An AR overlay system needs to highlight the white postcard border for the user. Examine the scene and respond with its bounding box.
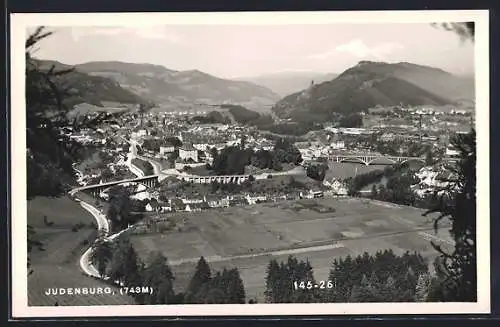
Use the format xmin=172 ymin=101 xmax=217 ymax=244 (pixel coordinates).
xmin=10 ymin=10 xmax=490 ymax=318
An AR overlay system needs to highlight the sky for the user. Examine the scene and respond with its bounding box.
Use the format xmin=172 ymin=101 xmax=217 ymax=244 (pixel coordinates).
xmin=29 ymin=23 xmax=474 ymax=79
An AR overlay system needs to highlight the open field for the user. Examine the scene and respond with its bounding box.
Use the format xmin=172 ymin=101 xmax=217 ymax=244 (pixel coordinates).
xmin=27 ymin=196 xmax=135 ymax=306
xmin=130 ymin=197 xmax=453 ymax=301
xmin=27 ymin=196 xmax=94 ymax=228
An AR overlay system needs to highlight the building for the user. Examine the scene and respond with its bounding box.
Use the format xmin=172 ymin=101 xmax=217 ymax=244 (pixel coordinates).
xmin=159 ymin=144 xmax=175 ymax=156
xmin=446 ymin=147 xmax=460 ymax=157
xmin=179 ymin=142 xmax=199 ymax=162
xmin=245 ymin=194 xmax=268 ymax=205
xmin=331 ymin=140 xmax=345 ymax=150
xmin=323 ymin=178 xmax=348 ymax=195
xmin=145 ymin=199 xmax=161 ymax=212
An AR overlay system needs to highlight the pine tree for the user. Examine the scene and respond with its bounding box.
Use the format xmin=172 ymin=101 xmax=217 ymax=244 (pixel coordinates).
xmin=415 ymin=273 xmax=432 ymax=302
xmin=108 ymin=236 xmax=142 ymax=287
xmin=424 ymin=130 xmax=476 ymax=301
xmin=349 ymin=274 xmax=378 ymax=302
xmin=225 ymin=268 xmax=246 ymax=304
xmin=204 ymin=287 xmax=227 ymax=304
xmin=378 ymin=276 xmax=399 ymax=302
xmin=264 ymin=259 xmax=280 ymax=303
xmin=25 ymin=27 xmax=110 ymax=199
xmin=142 ymin=251 xmax=175 ymax=305
xmin=425 ymin=22 xmax=476 ymax=302
xmin=291 ymin=259 xmax=318 ymax=303
xmin=185 ymin=256 xmax=212 ymax=303
xmin=265 ymin=256 xmax=317 ymax=303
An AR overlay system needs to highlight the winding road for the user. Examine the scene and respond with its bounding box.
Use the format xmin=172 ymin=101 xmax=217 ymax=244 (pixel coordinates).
xmin=75 ymin=137 xmax=160 ymax=279
xmin=76 ymin=195 xmax=136 ymax=279
xmin=77 ymin=200 xmax=109 ymax=278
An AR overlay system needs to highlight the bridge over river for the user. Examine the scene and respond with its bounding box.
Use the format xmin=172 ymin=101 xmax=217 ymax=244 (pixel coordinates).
xmin=328 ymin=154 xmax=426 ymax=166
xmin=70 ymin=151 xmax=455 ymax=197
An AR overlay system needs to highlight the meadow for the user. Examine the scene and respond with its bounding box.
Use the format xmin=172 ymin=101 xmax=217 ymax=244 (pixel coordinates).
xmin=130 ymin=197 xmax=453 ymax=301
xmin=27 ymin=196 xmax=135 ymax=306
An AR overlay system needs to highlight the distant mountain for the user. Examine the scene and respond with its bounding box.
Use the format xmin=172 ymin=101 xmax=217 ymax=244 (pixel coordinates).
xmin=272 ymin=61 xmax=474 ymax=122
xmin=34 ymin=59 xmax=149 ymax=110
xmin=238 ymin=71 xmax=339 ymax=97
xmin=74 ymin=61 xmax=281 ymax=112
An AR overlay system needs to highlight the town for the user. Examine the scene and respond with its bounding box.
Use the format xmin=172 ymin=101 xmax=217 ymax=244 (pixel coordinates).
xmin=69 ymin=104 xmax=471 ymax=214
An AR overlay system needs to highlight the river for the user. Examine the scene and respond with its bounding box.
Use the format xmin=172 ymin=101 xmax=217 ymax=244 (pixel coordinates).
xmin=325 ymin=161 xmax=424 ymax=181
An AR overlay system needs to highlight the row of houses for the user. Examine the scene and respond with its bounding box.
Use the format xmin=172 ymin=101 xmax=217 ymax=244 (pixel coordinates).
xmin=144 ymin=189 xmax=329 ymax=213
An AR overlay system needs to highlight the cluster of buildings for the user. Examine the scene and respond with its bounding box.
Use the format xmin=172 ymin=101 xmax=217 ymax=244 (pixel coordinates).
xmin=142 ymin=188 xmax=346 ymax=214
xmin=67 ymin=106 xmax=468 ymax=212
xmin=411 ymin=165 xmax=458 ymax=197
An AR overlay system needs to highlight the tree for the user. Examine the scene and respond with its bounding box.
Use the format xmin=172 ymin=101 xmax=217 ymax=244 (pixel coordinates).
xmin=306 ymin=163 xmax=328 ymax=182
xmin=26 ymin=27 xmax=118 ymax=199
xmin=348 ymin=274 xmax=378 ymax=302
xmin=100 ymin=167 xmax=114 ymax=182
xmin=26 ymin=27 xmax=79 ymax=198
xmin=138 ymin=103 xmax=153 ymax=127
xmin=264 ymin=256 xmax=318 ymax=303
xmin=377 ymin=276 xmax=404 ymax=302
xmin=415 ymin=273 xmax=432 ymax=302
xmin=273 ymin=138 xmax=303 ymax=165
xmin=204 ymin=287 xmax=227 ymax=304
xmin=424 ymin=130 xmax=476 ymax=301
xmin=423 ymin=22 xmax=476 ymax=302
xmin=108 ymin=236 xmax=143 ymax=288
xmin=425 ymin=150 xmax=434 ymax=166
xmin=142 ymin=251 xmax=175 ymax=305
xmin=90 ymin=238 xmax=114 ymax=278
xmin=209 ymin=147 xmax=218 ymax=159
xmin=370 ymin=184 xmax=378 ymax=198
xmin=339 ymin=113 xmax=363 ymax=128
xmin=432 ymin=22 xmax=474 ymax=42
xmin=107 ymin=185 xmax=135 ymax=231
xmin=264 ymin=259 xmax=280 ymax=303
xmin=165 ymin=136 xmax=183 ymax=148
xmin=326 ymin=250 xmax=428 ymax=303
xmin=223 ymin=268 xmax=246 ymax=304
xmin=185 ymin=256 xmax=212 ymax=303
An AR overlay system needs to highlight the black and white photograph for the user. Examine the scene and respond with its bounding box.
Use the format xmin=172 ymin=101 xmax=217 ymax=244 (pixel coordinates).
xmin=10 ymin=10 xmax=490 ymax=317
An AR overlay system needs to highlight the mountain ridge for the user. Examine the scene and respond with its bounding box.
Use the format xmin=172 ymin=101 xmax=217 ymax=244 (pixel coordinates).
xmin=74 ymin=61 xmax=281 ymax=112
xmin=272 ymin=61 xmax=474 ymax=122
xmin=33 ymin=59 xmax=150 ymax=110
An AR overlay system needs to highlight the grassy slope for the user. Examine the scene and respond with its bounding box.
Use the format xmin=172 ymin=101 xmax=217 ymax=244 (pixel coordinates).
xmin=27 ymin=196 xmax=135 ymax=306
xmin=35 ymin=59 xmax=149 ymax=109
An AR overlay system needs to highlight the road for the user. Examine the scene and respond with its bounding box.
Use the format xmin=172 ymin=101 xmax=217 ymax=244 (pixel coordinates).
xmin=76 ymin=195 xmax=136 ymax=280
xmin=77 ymin=200 xmax=110 ymax=278
xmin=168 ymin=242 xmax=345 ymax=266
xmin=123 ymin=140 xmax=145 ymax=178
xmin=137 ymin=155 xmax=163 ymax=176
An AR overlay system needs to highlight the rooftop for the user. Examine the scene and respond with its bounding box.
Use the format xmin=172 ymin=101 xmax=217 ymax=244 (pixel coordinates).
xmin=180 ymin=142 xmax=196 ymax=151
